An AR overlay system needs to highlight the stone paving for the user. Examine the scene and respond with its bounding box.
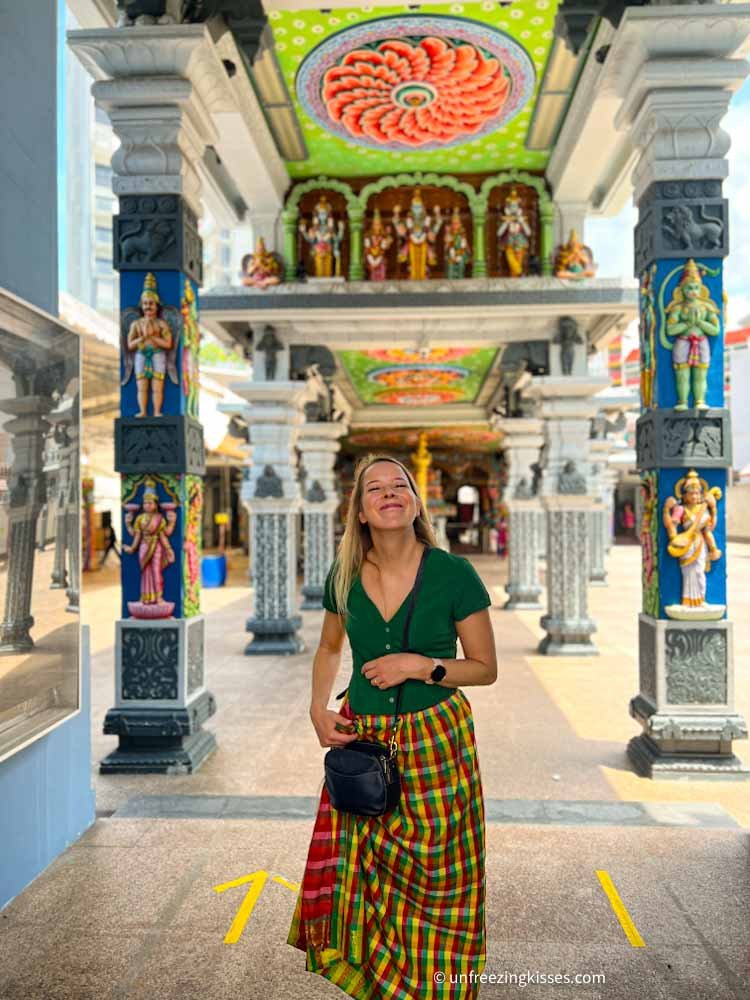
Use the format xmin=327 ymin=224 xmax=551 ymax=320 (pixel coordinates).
xmin=0 ymin=545 xmax=749 ymax=1000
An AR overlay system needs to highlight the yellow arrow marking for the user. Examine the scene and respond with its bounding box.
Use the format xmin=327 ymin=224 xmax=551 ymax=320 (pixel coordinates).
xmin=214 ymin=870 xmax=270 ymax=944
xmin=596 ymin=870 xmax=646 ymax=948
xmin=213 ymin=871 xmax=301 ymax=944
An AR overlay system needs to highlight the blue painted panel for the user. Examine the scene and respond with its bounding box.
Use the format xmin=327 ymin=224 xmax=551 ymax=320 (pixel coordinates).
xmin=121 ymin=474 xmax=185 ymax=619
xmin=652 ymin=258 xmax=724 ymax=410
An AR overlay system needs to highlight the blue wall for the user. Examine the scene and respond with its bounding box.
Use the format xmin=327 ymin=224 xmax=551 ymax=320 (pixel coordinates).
xmin=0 ymin=0 xmax=94 ymax=911
xmin=0 ymin=628 xmax=95 ymax=910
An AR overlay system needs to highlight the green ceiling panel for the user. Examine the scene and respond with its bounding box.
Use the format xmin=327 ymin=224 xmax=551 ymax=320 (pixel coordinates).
xmin=269 ymin=0 xmax=559 ymax=178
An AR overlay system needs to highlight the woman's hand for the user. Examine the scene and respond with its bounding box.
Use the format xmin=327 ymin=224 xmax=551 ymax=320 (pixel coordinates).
xmin=361 ymin=653 xmax=430 ymax=690
xmin=310 ymin=704 xmax=359 ymax=748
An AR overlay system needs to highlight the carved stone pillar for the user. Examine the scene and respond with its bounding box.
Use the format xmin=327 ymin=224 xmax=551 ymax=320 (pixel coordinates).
xmin=614 ymin=23 xmax=750 ymax=775
xmin=231 ymin=363 xmax=306 ymax=654
xmin=48 ymin=415 xmax=70 ymax=591
xmin=588 ymin=503 xmax=608 ymax=587
xmin=496 ymin=417 xmax=544 ymax=610
xmin=525 ymin=373 xmax=607 ymax=652
xmin=539 ymin=494 xmax=598 ymax=656
xmin=297 ymin=422 xmax=345 ymax=611
xmin=0 ymin=397 xmax=52 ymax=653
xmin=65 ymin=408 xmax=80 ymax=613
xmin=71 ymin=23 xmax=221 ymax=773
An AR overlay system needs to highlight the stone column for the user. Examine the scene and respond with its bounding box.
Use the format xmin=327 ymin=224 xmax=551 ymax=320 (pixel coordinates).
xmin=539 ymin=492 xmax=598 ymax=655
xmin=48 ymin=413 xmax=70 ymax=590
xmin=71 ymin=23 xmax=223 ymax=773
xmin=496 ymin=417 xmax=544 ymax=610
xmin=65 ymin=404 xmax=80 ymax=613
xmin=0 ymin=397 xmax=52 ymax=653
xmin=298 ymin=422 xmax=345 ymax=610
xmin=526 ymin=369 xmax=608 ymax=654
xmin=588 ymin=436 xmax=611 ymax=587
xmin=230 ymin=346 xmax=306 ymax=653
xmin=616 ymin=24 xmax=750 ymax=776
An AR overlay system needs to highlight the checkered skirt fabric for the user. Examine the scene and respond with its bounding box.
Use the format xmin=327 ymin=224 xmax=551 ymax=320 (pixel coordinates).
xmin=287 ymin=688 xmax=486 ymax=999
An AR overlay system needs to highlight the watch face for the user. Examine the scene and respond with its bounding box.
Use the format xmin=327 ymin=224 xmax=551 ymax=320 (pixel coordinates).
xmin=431 ymin=663 xmax=447 ymax=682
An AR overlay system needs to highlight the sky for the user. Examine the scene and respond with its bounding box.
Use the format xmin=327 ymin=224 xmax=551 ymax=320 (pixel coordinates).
xmin=587 ymin=61 xmax=750 ymax=332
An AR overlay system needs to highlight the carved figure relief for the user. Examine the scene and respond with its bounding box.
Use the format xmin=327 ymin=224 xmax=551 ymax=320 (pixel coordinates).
xmin=640 ymin=471 xmax=659 ymax=618
xmin=121 ymin=273 xmax=180 ymax=417
xmin=554 ymin=316 xmax=584 ymax=376
xmin=299 ymin=196 xmax=345 ymax=278
xmin=256 ymin=327 xmax=283 ymax=381
xmin=393 ymin=189 xmax=443 ymax=280
xmin=181 ymin=279 xmax=200 ymax=419
xmin=639 ymin=264 xmax=656 ymax=409
xmin=122 ymin=475 xmax=179 ymax=619
xmin=662 ymin=469 xmax=724 ymax=621
xmin=443 ymin=207 xmax=471 ymax=279
xmin=558 ymin=460 xmax=587 ymax=495
xmin=659 ymin=259 xmax=721 ymax=411
xmin=554 ymin=230 xmax=597 ymax=280
xmin=662 ymin=205 xmax=725 ymax=252
xmin=183 ymin=476 xmax=202 ymax=618
xmin=364 ymin=208 xmax=393 ymax=282
xmin=241 ymin=237 xmax=283 ymax=288
xmin=255 ymin=465 xmax=284 ymax=499
xmin=496 ymin=187 xmax=531 ymax=277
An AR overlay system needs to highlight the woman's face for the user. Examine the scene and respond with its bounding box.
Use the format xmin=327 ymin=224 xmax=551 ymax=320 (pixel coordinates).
xmin=143 ymin=496 xmax=157 ymax=513
xmin=358 ymin=460 xmax=421 ymax=532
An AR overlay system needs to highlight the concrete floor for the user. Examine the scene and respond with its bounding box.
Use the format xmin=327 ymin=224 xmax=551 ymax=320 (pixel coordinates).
xmin=1 ymin=545 xmax=749 ymax=1000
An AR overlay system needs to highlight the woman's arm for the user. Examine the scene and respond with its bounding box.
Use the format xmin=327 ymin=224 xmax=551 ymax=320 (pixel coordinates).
xmin=309 ymin=611 xmax=359 ymax=748
xmin=361 ymin=608 xmax=497 ymax=690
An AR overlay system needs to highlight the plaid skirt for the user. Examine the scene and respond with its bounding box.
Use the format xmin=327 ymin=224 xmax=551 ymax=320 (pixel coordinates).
xmin=287 ymin=687 xmax=486 ymax=999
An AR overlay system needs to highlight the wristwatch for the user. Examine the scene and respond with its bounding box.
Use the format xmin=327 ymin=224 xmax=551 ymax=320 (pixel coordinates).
xmin=425 ymin=657 xmax=446 ymax=685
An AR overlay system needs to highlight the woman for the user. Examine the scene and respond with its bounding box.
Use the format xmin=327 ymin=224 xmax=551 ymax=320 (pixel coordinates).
xmin=287 ymin=455 xmax=497 ymax=998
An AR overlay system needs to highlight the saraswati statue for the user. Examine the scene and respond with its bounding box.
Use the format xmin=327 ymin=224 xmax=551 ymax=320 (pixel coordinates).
xmin=662 ymin=469 xmax=724 ymax=620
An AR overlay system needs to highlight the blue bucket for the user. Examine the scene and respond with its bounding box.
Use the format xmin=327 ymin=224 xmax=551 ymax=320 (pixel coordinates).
xmin=201 ymin=554 xmax=227 ymax=588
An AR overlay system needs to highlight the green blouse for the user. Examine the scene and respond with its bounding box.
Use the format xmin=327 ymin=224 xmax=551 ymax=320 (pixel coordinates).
xmin=323 ymin=546 xmax=491 ymax=714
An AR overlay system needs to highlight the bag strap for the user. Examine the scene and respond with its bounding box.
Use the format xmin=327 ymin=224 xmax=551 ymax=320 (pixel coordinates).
xmin=388 ymin=545 xmax=430 ymax=748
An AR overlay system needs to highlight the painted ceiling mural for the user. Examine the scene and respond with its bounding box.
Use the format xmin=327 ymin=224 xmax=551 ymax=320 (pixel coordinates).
xmin=269 ymin=0 xmax=559 ymax=177
xmin=345 ymin=424 xmax=503 ymax=453
xmin=338 ymin=346 xmax=498 ymax=406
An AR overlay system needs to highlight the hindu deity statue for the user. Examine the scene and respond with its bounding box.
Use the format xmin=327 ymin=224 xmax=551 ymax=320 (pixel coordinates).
xmin=443 ymin=207 xmax=471 ymax=280
xmin=662 ymin=469 xmax=724 ymax=620
xmin=393 ymin=189 xmax=442 ymax=281
xmin=298 ymin=195 xmax=345 ymax=278
xmin=183 ymin=478 xmax=202 ymax=613
xmin=554 ymin=230 xmax=597 ymax=280
xmin=181 ymin=278 xmax=200 ymax=419
xmin=661 ymin=258 xmax=720 ymax=410
xmin=496 ymin=187 xmax=531 ymax=277
xmin=122 ymin=272 xmax=180 ymax=417
xmin=241 ymin=237 xmax=282 ymax=288
xmin=364 ymin=208 xmax=393 ymax=282
xmin=123 ymin=478 xmax=178 ymax=619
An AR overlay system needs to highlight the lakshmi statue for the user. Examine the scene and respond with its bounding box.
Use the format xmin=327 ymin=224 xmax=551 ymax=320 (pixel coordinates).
xmin=298 ymin=195 xmax=345 ymax=278
xmin=241 ymin=237 xmax=282 ymax=288
xmin=662 ymin=469 xmax=724 ymax=620
xmin=122 ymin=272 xmax=180 ymax=418
xmin=497 ymin=187 xmax=531 ymax=277
xmin=364 ymin=208 xmax=393 ymax=282
xmin=393 ymin=189 xmax=442 ymax=281
xmin=554 ymin=230 xmax=597 ymax=280
xmin=123 ymin=478 xmax=178 ymax=619
xmin=661 ymin=258 xmax=721 ymax=410
xmin=444 ymin=207 xmax=471 ymax=279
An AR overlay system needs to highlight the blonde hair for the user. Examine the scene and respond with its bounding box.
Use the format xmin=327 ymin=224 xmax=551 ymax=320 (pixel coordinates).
xmin=331 ymin=453 xmax=437 ymax=617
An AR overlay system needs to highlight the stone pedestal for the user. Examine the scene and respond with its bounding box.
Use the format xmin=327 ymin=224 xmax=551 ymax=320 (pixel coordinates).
xmin=629 ymin=616 xmax=748 ymax=778
xmin=538 ymin=495 xmax=598 ymax=656
xmin=297 ymin=422 xmax=345 ymax=611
